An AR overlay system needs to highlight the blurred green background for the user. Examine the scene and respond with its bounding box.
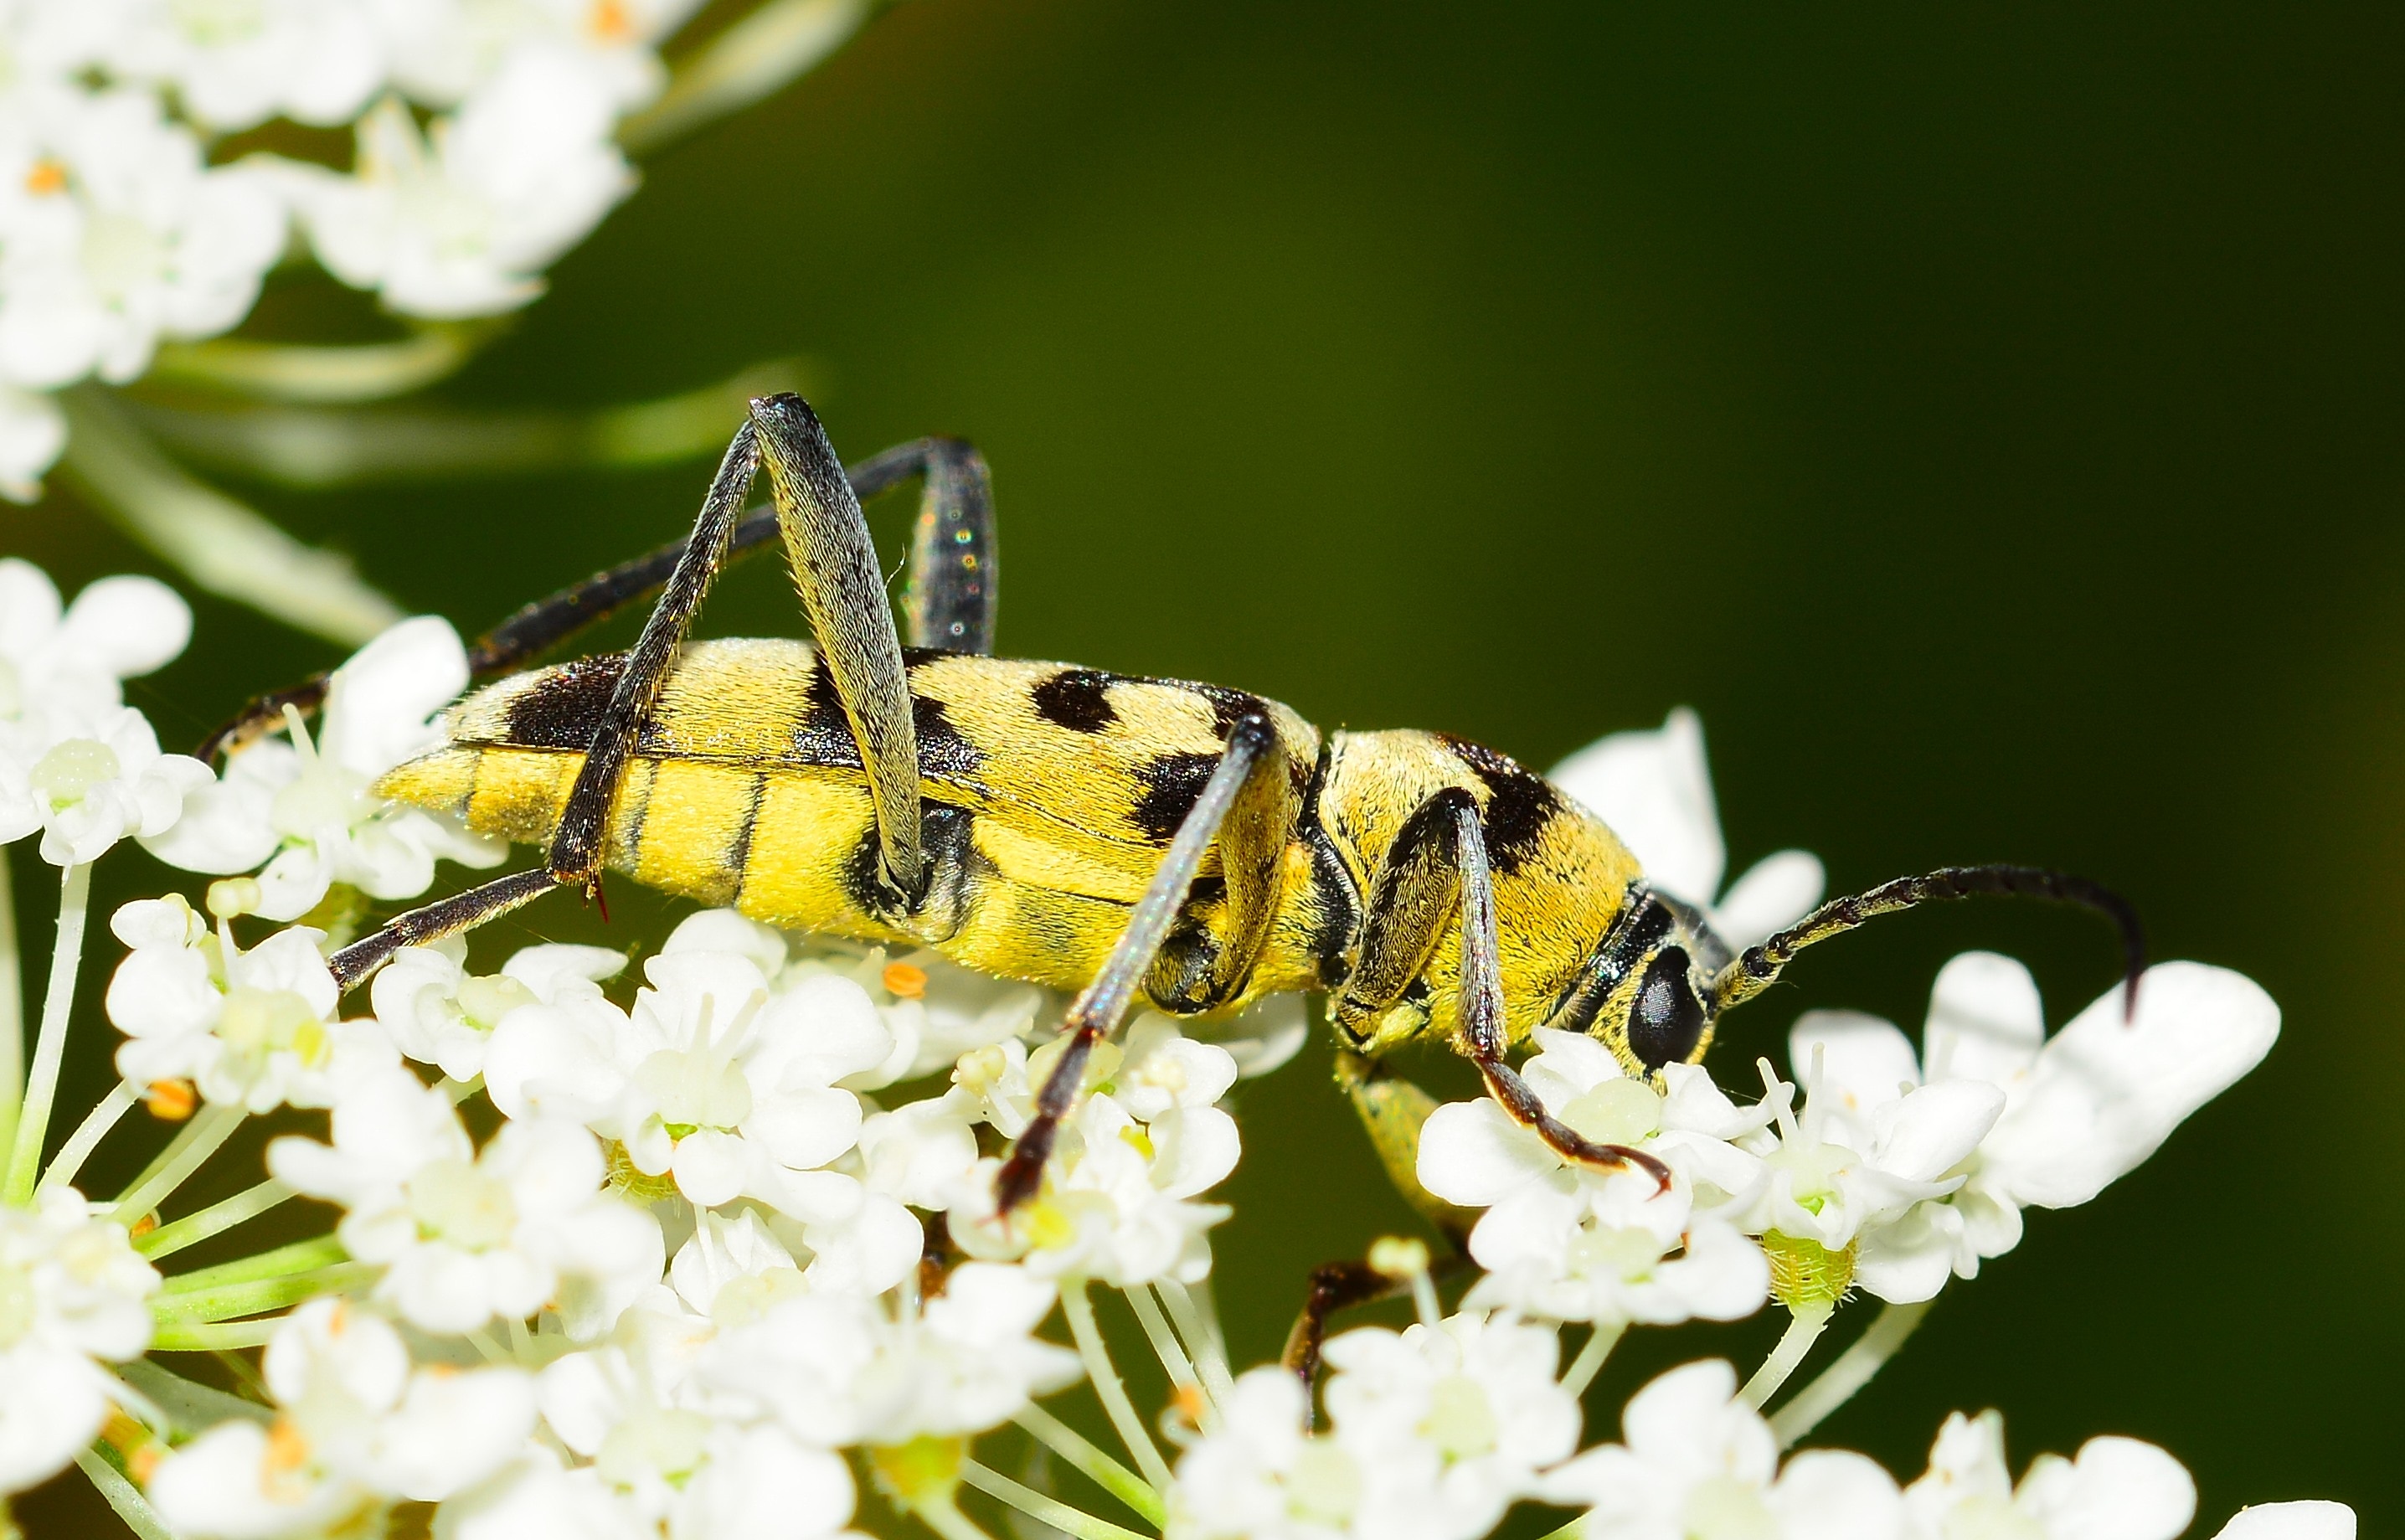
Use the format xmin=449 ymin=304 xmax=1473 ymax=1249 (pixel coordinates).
xmin=8 ymin=1 xmax=2401 ymax=1532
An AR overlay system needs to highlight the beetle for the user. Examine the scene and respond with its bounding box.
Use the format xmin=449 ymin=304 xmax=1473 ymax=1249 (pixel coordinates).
xmin=209 ymin=394 xmax=2141 ymax=1373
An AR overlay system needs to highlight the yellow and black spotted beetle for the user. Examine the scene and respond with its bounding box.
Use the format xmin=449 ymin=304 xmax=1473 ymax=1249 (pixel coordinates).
xmin=207 ymin=395 xmax=2142 ymax=1372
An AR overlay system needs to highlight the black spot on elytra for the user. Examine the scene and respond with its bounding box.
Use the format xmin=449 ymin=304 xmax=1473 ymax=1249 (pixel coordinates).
xmin=1029 ymin=669 xmax=1118 ymax=734
xmin=502 ymin=654 xmax=626 ymax=749
xmin=911 ymin=694 xmax=983 ymax=777
xmin=786 ymin=653 xmax=981 ymax=779
xmin=1195 ymin=684 xmax=1269 ymax=740
xmin=1438 ymin=735 xmax=1562 ymax=878
xmin=1130 ymin=751 xmax=1221 ymax=843
xmin=790 ymin=655 xmax=859 ymax=767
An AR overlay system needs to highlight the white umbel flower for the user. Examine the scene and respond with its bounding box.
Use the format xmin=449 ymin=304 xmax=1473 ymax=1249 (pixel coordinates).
xmin=0 ymin=702 xmax=209 ymax=865
xmin=484 ymin=945 xmax=898 ymax=1236
xmin=372 ymin=936 xmax=626 ymax=1083
xmin=289 ymin=50 xmax=634 ymax=318
xmin=1542 ymin=1359 xmax=1904 ymax=1540
xmin=697 ymin=1260 xmax=1079 ymax=1448
xmin=147 ymin=615 xmax=507 ymax=919
xmin=147 ymin=1299 xmax=536 ymax=1537
xmin=1167 ymin=1367 xmax=1370 ymax=1540
xmin=0 ymin=1187 xmax=160 ymax=1496
xmin=1320 ymin=1312 xmax=1583 ymax=1540
xmin=370 ymin=0 xmax=706 ymax=111
xmin=104 ymin=0 xmax=387 ymax=131
xmin=1417 ymin=1028 xmax=1769 ymax=1329
xmin=0 ymin=87 xmax=283 ymax=389
xmin=1550 ymin=708 xmax=1824 ymax=950
xmin=1784 ymin=952 xmax=2279 ymax=1302
xmin=269 ymin=1067 xmax=662 ymax=1336
xmin=1903 ymin=1410 xmax=2195 ymax=1540
xmin=1730 ymin=1046 xmax=2000 ymax=1294
xmin=105 ymin=898 xmax=393 ymax=1112
xmin=945 ymin=1026 xmax=1242 ymax=1287
xmin=0 ymin=559 xmax=189 ymax=749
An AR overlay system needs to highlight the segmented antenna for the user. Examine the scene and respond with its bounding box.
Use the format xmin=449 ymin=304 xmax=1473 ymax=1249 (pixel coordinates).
xmin=1711 ymin=863 xmax=2145 ymax=1022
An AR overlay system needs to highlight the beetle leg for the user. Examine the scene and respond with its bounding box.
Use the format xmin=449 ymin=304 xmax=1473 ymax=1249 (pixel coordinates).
xmin=1338 ymin=789 xmax=1671 ymax=1191
xmin=1270 ymin=1050 xmax=1481 ymax=1398
xmin=327 ymin=416 xmax=771 ymax=988
xmin=198 ymin=433 xmax=996 ymax=761
xmin=994 ymin=713 xmax=1290 ymax=1213
xmin=1331 ymin=1048 xmax=1478 ymax=1239
xmin=1278 ymin=1246 xmax=1478 ymax=1404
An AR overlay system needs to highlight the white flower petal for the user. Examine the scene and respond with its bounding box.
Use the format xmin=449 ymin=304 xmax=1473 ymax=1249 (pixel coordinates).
xmin=1923 ymin=950 xmax=2046 ymax=1088
xmin=1549 ymin=707 xmax=1725 ymax=904
xmin=2213 ymin=1501 xmax=2358 ymax=1540
xmin=1981 ymin=962 xmax=2278 ymax=1209
xmin=1710 ymin=848 xmax=1825 ymax=950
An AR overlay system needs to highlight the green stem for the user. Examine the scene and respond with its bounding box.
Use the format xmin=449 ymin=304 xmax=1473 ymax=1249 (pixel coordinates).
xmin=1559 ymin=1321 xmax=1625 ymax=1398
xmin=136 ymin=1178 xmax=294 ymax=1259
xmin=145 ymin=326 xmax=487 ymax=404
xmin=116 ymin=1359 xmax=272 ymax=1434
xmin=58 ymin=386 xmax=400 ymax=645
xmin=960 ymin=1459 xmax=1153 ymax=1540
xmin=1740 ymin=1301 xmax=1836 ymax=1409
xmin=621 ymin=0 xmax=877 ymax=154
xmin=38 ymin=1081 xmax=139 ymax=1195
xmin=1124 ymin=1285 xmax=1204 ymax=1414
xmin=1062 ymin=1282 xmax=1175 ymax=1494
xmin=153 ymin=1262 xmax=373 ymax=1325
xmin=0 ymin=849 xmax=22 ymax=1163
xmin=114 ymin=1104 xmax=245 ymax=1222
xmin=162 ymin=1235 xmax=346 ymax=1295
xmin=1153 ymin=1280 xmax=1235 ymax=1409
xmin=3 ymin=862 xmax=90 ymax=1204
xmin=73 ymin=1449 xmax=173 ymax=1540
xmin=1012 ymin=1404 xmax=1165 ymax=1526
xmin=1768 ymin=1299 xmax=1935 ymax=1448
xmin=914 ymin=1499 xmax=997 ymax=1540
xmin=131 ymin=359 xmax=810 ymax=488
xmin=149 ymin=1316 xmax=286 ymax=1352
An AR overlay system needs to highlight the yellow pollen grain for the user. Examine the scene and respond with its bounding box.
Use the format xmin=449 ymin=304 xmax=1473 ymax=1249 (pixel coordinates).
xmin=882 ymin=961 xmax=929 ymax=999
xmin=145 ymin=1079 xmax=198 ymax=1121
xmin=587 ymin=0 xmax=634 ymax=41
xmin=1169 ymin=1383 xmax=1208 ymax=1429
xmin=265 ymin=1417 xmax=310 ymax=1475
xmin=23 ymin=158 xmax=64 ymax=195
xmin=127 ymin=1212 xmax=157 ymax=1242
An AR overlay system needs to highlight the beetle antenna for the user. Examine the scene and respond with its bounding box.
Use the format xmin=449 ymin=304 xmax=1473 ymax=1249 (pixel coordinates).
xmin=1711 ymin=863 xmax=2146 ymax=1022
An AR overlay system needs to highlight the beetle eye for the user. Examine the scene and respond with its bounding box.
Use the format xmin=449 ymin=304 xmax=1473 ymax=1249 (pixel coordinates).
xmin=1628 ymin=946 xmax=1706 ymax=1070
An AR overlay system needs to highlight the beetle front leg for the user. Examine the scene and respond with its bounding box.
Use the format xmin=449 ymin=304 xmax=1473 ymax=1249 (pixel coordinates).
xmin=1336 ymin=788 xmax=1670 ymax=1187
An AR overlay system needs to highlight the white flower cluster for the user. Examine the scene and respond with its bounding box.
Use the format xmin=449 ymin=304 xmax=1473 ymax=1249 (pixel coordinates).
xmin=1170 ymin=1312 xmax=1581 ymax=1540
xmin=0 ymin=0 xmax=708 ymax=498
xmin=1418 ymin=711 xmax=2281 ymax=1322
xmin=0 ymin=577 xmax=2357 ymax=1540
xmin=0 ymin=1190 xmax=160 ymax=1496
xmin=1168 ymin=1317 xmax=2339 ymax=1540
xmin=134 ymin=914 xmax=1274 ymax=1538
xmin=0 ymin=558 xmax=207 ymax=866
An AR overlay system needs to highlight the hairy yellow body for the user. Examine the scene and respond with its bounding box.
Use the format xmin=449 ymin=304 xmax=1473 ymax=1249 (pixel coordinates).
xmin=378 ymin=636 xmax=1651 ymax=1055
